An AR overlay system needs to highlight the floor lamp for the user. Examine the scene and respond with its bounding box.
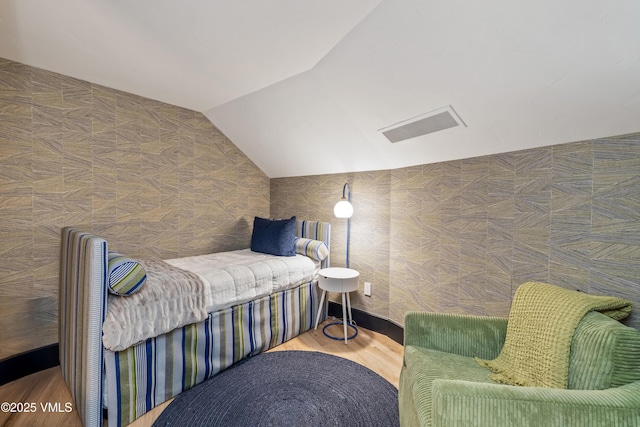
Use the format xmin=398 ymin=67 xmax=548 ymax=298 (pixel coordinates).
xmin=333 ymin=183 xmax=353 ymax=268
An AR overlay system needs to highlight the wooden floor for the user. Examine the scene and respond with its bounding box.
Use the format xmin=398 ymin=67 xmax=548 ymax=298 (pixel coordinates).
xmin=0 ymin=321 xmax=403 ymax=427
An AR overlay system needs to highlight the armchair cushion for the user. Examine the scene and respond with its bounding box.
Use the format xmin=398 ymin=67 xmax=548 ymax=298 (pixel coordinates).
xmin=401 ymin=346 xmax=495 ymax=426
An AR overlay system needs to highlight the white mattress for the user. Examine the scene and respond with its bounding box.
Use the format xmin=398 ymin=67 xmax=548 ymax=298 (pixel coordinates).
xmin=102 ymin=249 xmax=319 ymax=351
xmin=165 ymin=249 xmax=320 ymax=311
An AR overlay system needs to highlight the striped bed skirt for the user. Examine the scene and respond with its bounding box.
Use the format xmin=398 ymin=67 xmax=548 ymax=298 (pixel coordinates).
xmin=104 ymin=280 xmax=323 ymax=427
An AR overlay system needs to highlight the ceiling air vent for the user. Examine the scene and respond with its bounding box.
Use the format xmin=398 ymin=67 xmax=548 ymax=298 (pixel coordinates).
xmin=378 ymin=105 xmax=466 ymax=143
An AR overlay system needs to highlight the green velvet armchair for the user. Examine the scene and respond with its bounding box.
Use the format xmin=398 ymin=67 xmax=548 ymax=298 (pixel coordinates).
xmin=399 ymin=311 xmax=640 ymax=426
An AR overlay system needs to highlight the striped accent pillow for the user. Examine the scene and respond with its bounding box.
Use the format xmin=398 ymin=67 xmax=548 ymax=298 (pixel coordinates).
xmin=107 ymin=251 xmax=147 ymax=296
xmin=294 ymin=238 xmax=329 ymax=262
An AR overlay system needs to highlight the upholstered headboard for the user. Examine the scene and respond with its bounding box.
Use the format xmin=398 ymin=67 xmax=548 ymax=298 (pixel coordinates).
xmin=59 ymin=227 xmax=107 ymax=427
xmin=296 ymin=220 xmax=331 ymax=268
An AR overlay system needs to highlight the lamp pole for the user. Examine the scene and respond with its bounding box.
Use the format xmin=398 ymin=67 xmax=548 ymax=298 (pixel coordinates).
xmin=343 ymin=183 xmax=351 ymax=268
xmin=334 ymin=182 xmax=353 ymax=268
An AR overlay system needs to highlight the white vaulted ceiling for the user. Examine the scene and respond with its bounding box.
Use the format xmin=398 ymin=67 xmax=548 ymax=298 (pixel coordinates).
xmin=2 ymin=0 xmax=639 ymax=178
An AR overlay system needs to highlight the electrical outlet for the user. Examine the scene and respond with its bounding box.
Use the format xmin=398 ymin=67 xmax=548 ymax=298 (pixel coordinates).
xmin=364 ymin=282 xmax=372 ymax=296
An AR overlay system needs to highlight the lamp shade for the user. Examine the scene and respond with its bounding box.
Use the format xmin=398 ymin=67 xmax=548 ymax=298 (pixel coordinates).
xmin=334 ymin=199 xmax=353 ymax=218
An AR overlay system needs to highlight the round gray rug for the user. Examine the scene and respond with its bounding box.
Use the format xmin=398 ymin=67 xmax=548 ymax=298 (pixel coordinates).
xmin=153 ymin=350 xmax=399 ymax=426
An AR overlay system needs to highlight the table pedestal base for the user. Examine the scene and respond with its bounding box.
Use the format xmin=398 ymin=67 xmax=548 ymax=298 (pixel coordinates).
xmin=322 ymin=321 xmax=358 ymax=342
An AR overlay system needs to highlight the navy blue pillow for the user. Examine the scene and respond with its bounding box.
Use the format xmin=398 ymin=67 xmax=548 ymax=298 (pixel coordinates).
xmin=251 ymin=216 xmax=297 ymax=256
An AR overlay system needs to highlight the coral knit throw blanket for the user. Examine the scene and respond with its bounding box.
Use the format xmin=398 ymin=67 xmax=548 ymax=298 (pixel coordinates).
xmin=477 ymin=282 xmax=632 ymax=389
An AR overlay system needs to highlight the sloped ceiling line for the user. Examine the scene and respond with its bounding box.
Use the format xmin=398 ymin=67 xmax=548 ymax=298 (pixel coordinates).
xmin=1 ymin=0 xmax=639 ymax=178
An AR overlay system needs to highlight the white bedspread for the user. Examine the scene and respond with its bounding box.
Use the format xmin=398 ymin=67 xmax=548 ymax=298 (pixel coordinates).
xmin=103 ymin=249 xmax=319 ymax=351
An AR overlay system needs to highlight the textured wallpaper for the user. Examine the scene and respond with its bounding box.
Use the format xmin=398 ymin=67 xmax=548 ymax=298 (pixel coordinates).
xmin=272 ymin=134 xmax=640 ymax=330
xmin=0 ymin=58 xmax=269 ymax=359
xmin=2 ymin=55 xmax=639 ymax=360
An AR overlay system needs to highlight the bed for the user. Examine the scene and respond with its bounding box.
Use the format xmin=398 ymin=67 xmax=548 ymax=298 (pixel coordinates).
xmin=59 ymin=219 xmax=331 ymax=427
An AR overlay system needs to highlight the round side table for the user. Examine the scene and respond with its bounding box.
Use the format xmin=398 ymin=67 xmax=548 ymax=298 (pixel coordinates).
xmin=314 ymin=267 xmax=359 ymax=344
